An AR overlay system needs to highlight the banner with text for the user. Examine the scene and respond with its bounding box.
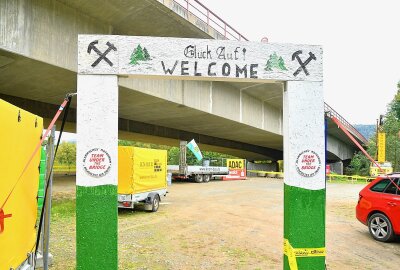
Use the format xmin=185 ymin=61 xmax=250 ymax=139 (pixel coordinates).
xmin=223 ymin=159 xmax=246 ymax=180
xmin=78 ymin=35 xmax=323 ymax=82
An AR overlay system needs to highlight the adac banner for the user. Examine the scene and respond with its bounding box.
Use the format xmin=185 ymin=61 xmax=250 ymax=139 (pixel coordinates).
xmin=223 ymin=159 xmax=247 ymax=180
xmin=186 ymin=139 xmax=203 ymax=161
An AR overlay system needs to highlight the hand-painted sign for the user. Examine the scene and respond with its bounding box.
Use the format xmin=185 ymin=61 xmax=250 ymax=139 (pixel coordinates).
xmin=223 ymin=159 xmax=246 ymax=180
xmin=295 ymin=150 xmax=321 ymax=178
xmin=0 ymin=208 xmax=12 ymax=233
xmin=78 ymin=35 xmax=323 ymax=82
xmin=87 ymin=40 xmax=117 ymax=67
xmin=292 ymin=50 xmax=317 ymax=77
xmin=83 ymin=148 xmax=112 ymax=177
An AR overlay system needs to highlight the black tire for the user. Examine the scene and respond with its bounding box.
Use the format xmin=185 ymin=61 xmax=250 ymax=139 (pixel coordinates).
xmin=151 ymin=195 xmax=160 ymax=212
xmin=203 ymin=174 xmax=211 ymax=183
xmin=368 ymin=213 xmax=395 ymax=242
xmin=194 ymin=174 xmax=203 ymax=183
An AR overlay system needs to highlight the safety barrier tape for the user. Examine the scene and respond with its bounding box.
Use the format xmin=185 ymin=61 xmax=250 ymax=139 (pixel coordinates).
xmin=326 ymin=174 xmax=375 ymax=183
xmin=284 ymin=239 xmax=326 ymax=270
xmin=247 ymin=170 xmax=284 ymax=176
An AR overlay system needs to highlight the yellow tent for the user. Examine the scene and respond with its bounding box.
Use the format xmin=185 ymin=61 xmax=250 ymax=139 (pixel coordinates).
xmin=118 ymin=146 xmax=167 ymax=194
xmin=0 ymin=99 xmax=43 ymax=269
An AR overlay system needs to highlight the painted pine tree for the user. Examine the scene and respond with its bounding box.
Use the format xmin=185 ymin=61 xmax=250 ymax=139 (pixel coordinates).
xmin=143 ymin=47 xmax=150 ymax=60
xmin=130 ymin=44 xmax=151 ymax=65
xmin=265 ymin=52 xmax=287 ymax=71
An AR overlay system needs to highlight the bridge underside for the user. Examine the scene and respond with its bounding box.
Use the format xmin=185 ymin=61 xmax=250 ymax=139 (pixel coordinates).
xmin=0 ymin=0 xmax=361 ymax=162
xmin=0 ymin=47 xmax=359 ymax=162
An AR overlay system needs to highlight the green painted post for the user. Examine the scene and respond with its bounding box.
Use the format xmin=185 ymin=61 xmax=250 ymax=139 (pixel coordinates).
xmin=76 ymin=75 xmax=119 ymax=270
xmin=283 ymin=81 xmax=326 ymax=270
xmin=37 ymin=146 xmax=47 ymax=210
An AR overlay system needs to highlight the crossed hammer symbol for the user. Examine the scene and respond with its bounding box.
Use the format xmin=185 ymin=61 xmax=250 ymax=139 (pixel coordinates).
xmin=292 ymin=50 xmax=317 ymax=76
xmin=0 ymin=208 xmax=12 ymax=234
xmin=87 ymin=40 xmax=117 ymax=67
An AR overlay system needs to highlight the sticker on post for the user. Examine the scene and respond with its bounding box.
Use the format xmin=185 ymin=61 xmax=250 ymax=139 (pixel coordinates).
xmin=83 ymin=148 xmax=112 ymax=177
xmin=295 ymin=150 xmax=321 ymax=178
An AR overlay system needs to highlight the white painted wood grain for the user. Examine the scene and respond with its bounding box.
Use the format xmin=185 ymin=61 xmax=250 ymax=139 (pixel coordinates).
xmin=76 ymin=75 xmax=118 ymax=187
xmin=78 ymin=35 xmax=322 ymax=82
xmin=283 ymin=81 xmax=325 ymax=190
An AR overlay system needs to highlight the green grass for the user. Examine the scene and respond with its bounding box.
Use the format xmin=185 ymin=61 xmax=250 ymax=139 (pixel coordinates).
xmin=51 ymin=198 xmax=76 ymax=220
xmin=327 ymin=179 xmax=370 ymax=185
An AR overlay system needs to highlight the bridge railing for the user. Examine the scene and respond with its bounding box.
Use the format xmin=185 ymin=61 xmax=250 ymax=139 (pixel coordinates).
xmin=159 ymin=0 xmax=248 ymax=41
xmin=325 ymin=103 xmax=368 ymax=145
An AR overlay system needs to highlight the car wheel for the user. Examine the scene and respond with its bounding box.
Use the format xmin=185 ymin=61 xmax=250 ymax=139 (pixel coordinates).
xmin=151 ymin=195 xmax=160 ymax=212
xmin=368 ymin=213 xmax=395 ymax=242
xmin=194 ymin=174 xmax=203 ymax=183
xmin=203 ymin=175 xmax=211 ymax=183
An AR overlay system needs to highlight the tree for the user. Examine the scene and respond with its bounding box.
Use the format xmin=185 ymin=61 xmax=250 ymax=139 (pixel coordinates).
xmin=118 ymin=140 xmax=237 ymax=166
xmin=56 ymin=142 xmax=76 ymax=172
xmin=130 ymin=44 xmax=151 ymax=65
xmin=265 ymin=52 xmax=287 ymax=71
xmin=346 ymin=81 xmax=400 ymax=174
xmin=346 ymin=151 xmax=370 ymax=176
xmin=143 ymin=47 xmax=150 ymax=60
xmin=389 ymin=81 xmax=400 ymax=120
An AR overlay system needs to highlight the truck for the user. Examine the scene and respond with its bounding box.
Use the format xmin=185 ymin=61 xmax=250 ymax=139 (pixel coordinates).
xmin=118 ymin=146 xmax=168 ymax=212
xmin=167 ymin=141 xmax=229 ymax=183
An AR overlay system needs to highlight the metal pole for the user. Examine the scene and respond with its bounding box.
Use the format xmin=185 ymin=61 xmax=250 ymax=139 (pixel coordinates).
xmin=43 ymin=125 xmax=56 ymax=270
xmin=179 ymin=141 xmax=187 ymax=175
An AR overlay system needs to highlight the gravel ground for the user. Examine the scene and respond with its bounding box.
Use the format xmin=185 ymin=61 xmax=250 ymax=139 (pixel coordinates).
xmin=49 ymin=175 xmax=400 ymax=269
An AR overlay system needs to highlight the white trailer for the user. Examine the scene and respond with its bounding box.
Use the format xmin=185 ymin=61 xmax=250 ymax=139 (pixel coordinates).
xmin=167 ymin=141 xmax=229 ymax=183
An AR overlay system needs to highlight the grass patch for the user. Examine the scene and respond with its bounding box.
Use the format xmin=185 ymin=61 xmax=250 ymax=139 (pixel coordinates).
xmin=327 ymin=179 xmax=369 ymax=185
xmin=51 ymin=198 xmax=76 ymax=220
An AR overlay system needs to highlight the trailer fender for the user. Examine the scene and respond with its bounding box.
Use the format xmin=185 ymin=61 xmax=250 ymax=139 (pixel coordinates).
xmin=145 ymin=193 xmax=161 ymax=212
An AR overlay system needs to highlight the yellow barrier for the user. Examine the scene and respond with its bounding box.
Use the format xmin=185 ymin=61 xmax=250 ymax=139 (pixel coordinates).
xmin=326 ymin=174 xmax=375 ymax=183
xmin=0 ymin=99 xmax=43 ymax=269
xmin=247 ymin=170 xmax=284 ymax=177
xmin=248 ymin=170 xmax=375 ymax=183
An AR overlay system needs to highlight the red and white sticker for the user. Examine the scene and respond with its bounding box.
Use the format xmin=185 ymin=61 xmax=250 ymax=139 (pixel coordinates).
xmin=295 ymin=150 xmax=321 ymax=178
xmin=83 ymin=148 xmax=111 ymax=177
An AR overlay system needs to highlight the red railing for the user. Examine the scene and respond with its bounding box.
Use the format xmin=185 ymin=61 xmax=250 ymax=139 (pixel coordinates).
xmin=161 ymin=0 xmax=248 ymax=41
xmin=325 ymin=103 xmax=368 ymax=144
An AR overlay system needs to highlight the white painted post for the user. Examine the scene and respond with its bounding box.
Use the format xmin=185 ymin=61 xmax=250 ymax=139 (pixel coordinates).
xmin=283 ymin=81 xmax=325 ymax=270
xmin=76 ymin=75 xmax=119 ymax=270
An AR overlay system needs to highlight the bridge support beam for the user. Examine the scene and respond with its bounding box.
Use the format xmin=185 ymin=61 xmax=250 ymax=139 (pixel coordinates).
xmin=76 ymin=75 xmax=119 ymax=270
xmin=283 ymin=81 xmax=326 ymax=269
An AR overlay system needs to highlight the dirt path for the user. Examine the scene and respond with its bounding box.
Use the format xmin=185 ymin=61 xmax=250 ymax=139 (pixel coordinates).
xmin=50 ymin=176 xmax=400 ymax=269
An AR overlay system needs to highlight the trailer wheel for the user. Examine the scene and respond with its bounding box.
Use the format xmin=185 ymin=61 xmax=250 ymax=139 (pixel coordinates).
xmin=194 ymin=174 xmax=203 ymax=183
xmin=203 ymin=175 xmax=211 ymax=183
xmin=151 ymin=195 xmax=160 ymax=212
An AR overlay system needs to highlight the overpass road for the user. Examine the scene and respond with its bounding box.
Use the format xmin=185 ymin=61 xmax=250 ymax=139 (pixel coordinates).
xmin=0 ymin=0 xmax=366 ymax=163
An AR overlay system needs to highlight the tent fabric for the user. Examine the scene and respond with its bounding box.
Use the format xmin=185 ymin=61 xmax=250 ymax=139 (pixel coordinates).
xmin=118 ymin=146 xmax=167 ymax=195
xmin=0 ymin=99 xmax=43 ymax=269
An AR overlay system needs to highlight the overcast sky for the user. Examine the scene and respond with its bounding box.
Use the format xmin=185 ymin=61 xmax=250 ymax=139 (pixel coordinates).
xmin=200 ymin=0 xmax=400 ymax=124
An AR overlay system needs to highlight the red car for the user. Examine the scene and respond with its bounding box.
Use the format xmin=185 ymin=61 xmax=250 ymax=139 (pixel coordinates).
xmin=356 ymin=175 xmax=400 ymax=242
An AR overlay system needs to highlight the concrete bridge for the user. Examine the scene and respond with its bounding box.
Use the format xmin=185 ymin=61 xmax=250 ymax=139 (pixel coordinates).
xmin=0 ymin=0 xmax=366 ymax=168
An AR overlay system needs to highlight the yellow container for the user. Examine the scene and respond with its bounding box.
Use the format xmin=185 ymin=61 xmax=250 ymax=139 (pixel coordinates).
xmin=118 ymin=146 xmax=167 ymax=194
xmin=0 ymin=99 xmax=43 ymax=269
